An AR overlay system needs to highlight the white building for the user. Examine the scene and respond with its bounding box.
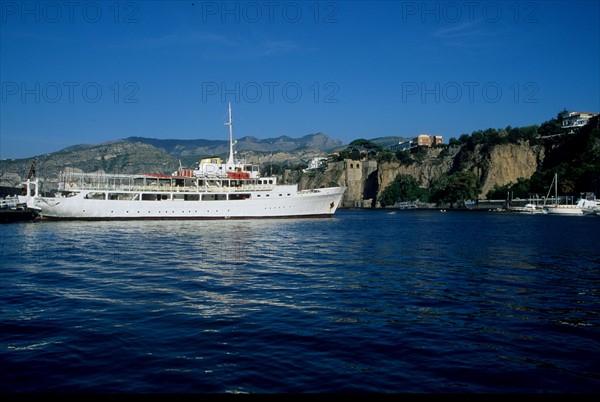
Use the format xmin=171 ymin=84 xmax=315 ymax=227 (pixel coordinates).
xmin=560 ymin=111 xmax=598 ymax=129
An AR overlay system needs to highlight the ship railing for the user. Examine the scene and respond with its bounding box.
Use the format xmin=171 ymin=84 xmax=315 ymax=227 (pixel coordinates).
xmin=0 ymin=197 xmax=19 ymax=209
xmin=60 ymin=182 xmax=277 ymax=193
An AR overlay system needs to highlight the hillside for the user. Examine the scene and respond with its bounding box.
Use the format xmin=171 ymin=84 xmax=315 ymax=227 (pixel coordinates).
xmin=0 ymin=142 xmax=179 ymax=191
xmin=125 ymin=132 xmax=343 ymax=166
xmin=0 ymin=133 xmax=345 ymax=190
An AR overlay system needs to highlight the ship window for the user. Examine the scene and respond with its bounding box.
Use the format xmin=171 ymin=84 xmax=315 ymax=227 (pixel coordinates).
xmin=229 ymin=193 xmax=250 ymax=200
xmin=108 ymin=193 xmax=138 ymax=201
xmin=184 ymin=194 xmax=200 ymax=201
xmin=142 ymin=193 xmax=164 ymax=201
xmin=202 ymin=194 xmax=226 ymax=201
xmin=84 ymin=192 xmax=106 ymax=200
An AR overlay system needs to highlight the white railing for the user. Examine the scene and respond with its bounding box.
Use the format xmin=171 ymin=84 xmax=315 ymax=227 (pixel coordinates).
xmin=0 ymin=197 xmax=19 ymax=209
xmin=58 ymin=171 xmax=277 ymax=193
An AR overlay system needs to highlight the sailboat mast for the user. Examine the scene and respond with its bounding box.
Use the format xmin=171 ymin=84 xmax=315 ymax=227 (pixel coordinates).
xmin=226 ymin=102 xmax=234 ymax=167
xmin=555 ymin=173 xmax=558 ymax=205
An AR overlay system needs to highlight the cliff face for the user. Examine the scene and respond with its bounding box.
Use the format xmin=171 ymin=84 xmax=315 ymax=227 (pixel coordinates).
xmin=377 ymin=141 xmax=544 ymax=202
xmin=377 ymin=147 xmax=458 ymax=205
xmin=300 ymin=141 xmax=545 ymax=207
xmin=478 ymin=142 xmax=544 ymax=197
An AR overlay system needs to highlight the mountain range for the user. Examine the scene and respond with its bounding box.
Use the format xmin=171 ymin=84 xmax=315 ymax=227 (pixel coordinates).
xmin=124 ymin=132 xmax=346 ymax=164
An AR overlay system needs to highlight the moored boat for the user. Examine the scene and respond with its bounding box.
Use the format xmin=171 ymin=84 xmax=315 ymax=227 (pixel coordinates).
xmin=542 ymin=173 xmax=598 ymax=216
xmin=511 ymin=203 xmax=544 ymax=214
xmin=22 ymin=104 xmax=346 ymax=220
xmin=0 ymin=196 xmax=38 ymax=223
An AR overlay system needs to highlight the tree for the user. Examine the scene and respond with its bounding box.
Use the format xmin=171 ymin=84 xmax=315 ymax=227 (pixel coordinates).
xmin=379 ymin=174 xmax=428 ymax=207
xmin=448 ymin=137 xmax=461 ymax=147
xmin=537 ymin=118 xmax=562 ymax=137
xmin=339 ymin=139 xmax=383 ymax=161
xmin=395 ymin=150 xmax=413 ymax=165
xmin=430 ymin=171 xmax=480 ymax=205
xmin=348 ymin=139 xmax=383 ymax=155
xmin=377 ymin=150 xmax=395 ymax=163
xmin=486 ymin=178 xmax=532 ymax=200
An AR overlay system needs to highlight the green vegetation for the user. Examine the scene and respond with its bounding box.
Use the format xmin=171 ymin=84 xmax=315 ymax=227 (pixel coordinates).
xmin=334 ymin=139 xmax=383 ymax=161
xmin=429 ymin=171 xmax=481 ymax=205
xmin=379 ymin=174 xmax=429 ymax=207
xmin=485 ymin=115 xmax=600 ymax=199
xmin=486 ymin=178 xmax=532 ymax=200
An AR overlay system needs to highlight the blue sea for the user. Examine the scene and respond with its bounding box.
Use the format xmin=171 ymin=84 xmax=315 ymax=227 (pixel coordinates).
xmin=1 ymin=209 xmax=599 ymax=393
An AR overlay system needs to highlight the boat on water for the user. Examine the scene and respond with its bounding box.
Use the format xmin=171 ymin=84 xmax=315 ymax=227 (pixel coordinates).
xmin=0 ymin=196 xmax=38 ymax=223
xmin=511 ymin=203 xmax=544 ymax=214
xmin=542 ymin=173 xmax=598 ymax=216
xmin=21 ymin=104 xmax=346 ymax=220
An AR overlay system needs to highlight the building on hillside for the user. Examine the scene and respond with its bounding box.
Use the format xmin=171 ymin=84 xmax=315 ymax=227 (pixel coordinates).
xmin=389 ymin=135 xmax=443 ymax=151
xmin=302 ymin=157 xmax=328 ymax=172
xmin=560 ymin=111 xmax=598 ymax=129
xmin=417 ymin=134 xmax=443 ymax=147
xmin=389 ymin=139 xmax=417 ymax=151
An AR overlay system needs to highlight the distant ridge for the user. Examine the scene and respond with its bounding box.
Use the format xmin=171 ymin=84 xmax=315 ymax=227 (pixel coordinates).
xmin=126 ymin=132 xmax=343 ymax=155
xmin=124 ymin=132 xmax=344 ymax=166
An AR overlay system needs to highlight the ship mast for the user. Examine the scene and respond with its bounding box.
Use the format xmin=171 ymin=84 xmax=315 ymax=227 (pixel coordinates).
xmin=225 ymin=102 xmax=235 ymax=168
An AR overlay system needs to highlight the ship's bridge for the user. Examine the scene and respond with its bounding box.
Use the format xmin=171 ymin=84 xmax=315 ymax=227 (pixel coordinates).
xmin=194 ymin=157 xmax=260 ymax=179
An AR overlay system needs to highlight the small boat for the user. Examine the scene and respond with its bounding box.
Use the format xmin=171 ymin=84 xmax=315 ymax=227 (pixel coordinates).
xmin=512 ymin=203 xmax=544 ymax=214
xmin=578 ymin=199 xmax=600 ymax=216
xmin=0 ymin=196 xmax=38 ymax=223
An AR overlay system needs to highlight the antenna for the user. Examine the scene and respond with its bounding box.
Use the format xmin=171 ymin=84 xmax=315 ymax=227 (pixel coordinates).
xmin=225 ymin=102 xmax=234 ymax=167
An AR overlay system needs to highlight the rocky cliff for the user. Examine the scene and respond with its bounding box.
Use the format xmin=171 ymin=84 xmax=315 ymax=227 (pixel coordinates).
xmin=477 ymin=142 xmax=544 ymax=197
xmin=300 ymin=140 xmax=546 ymax=207
xmin=377 ymin=147 xmax=458 ymax=204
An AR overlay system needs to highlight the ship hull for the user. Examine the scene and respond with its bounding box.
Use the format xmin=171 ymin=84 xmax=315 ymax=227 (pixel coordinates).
xmin=543 ymin=206 xmax=584 ymax=215
xmin=28 ymin=187 xmax=346 ymax=220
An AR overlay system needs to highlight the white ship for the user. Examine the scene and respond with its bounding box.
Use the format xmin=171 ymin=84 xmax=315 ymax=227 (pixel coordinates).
xmin=21 ymin=104 xmax=346 ymax=220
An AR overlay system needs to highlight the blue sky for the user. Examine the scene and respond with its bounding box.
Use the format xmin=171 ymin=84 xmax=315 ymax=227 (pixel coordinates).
xmin=1 ymin=0 xmax=599 ymax=159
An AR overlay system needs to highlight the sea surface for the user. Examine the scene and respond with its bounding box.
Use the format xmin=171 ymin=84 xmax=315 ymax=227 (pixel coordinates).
xmin=1 ymin=209 xmax=599 ymax=393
